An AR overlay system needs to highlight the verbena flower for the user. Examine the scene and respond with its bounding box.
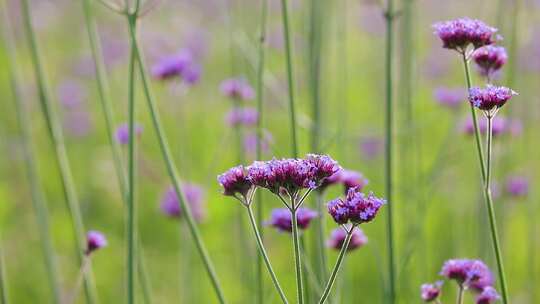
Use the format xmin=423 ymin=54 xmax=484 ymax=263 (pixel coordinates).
xmin=433 ymin=18 xmax=498 ymax=52
xmin=476 ymin=287 xmax=500 ymax=304
xmin=115 ymin=123 xmax=143 ymax=145
xmin=320 ymin=169 xmax=369 ymax=194
xmin=462 ymin=116 xmax=507 ymax=137
xmin=440 ymin=259 xmax=493 ymax=290
xmin=420 ymin=281 xmax=443 ymax=302
xmin=473 ymin=45 xmax=507 ymax=77
xmin=217 ymin=165 xmax=253 ymax=200
xmin=468 ymin=85 xmax=517 ymax=112
xmin=434 ymin=87 xmax=466 ymax=109
xmin=220 ymin=78 xmax=255 ymax=101
xmin=160 ymin=183 xmax=206 ymax=222
xmin=505 ymin=176 xmax=529 ymax=197
xmin=327 ymin=187 xmax=385 ymax=225
xmin=151 ymin=50 xmax=200 ymax=84
xmin=225 ymin=107 xmax=258 ymax=127
xmin=86 ymin=230 xmax=107 ymax=255
xmin=266 ymin=207 xmax=318 ymax=232
xmin=327 ymin=226 xmax=367 ymax=251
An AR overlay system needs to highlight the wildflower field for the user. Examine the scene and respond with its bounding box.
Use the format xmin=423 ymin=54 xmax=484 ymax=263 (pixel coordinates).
xmin=0 ymin=0 xmax=538 ymax=303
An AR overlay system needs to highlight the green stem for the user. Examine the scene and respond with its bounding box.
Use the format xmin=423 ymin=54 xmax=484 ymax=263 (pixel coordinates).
xmin=19 ymin=1 xmax=96 ymax=302
xmin=246 ymin=205 xmax=289 ymax=303
xmin=456 ymin=285 xmax=464 ymax=304
xmin=0 ymin=245 xmax=8 ymax=304
xmin=317 ymin=227 xmax=353 ymax=304
xmin=280 ymin=0 xmax=299 ymax=158
xmin=314 ymin=192 xmax=328 ymax=283
xmin=128 ymin=17 xmax=226 ymax=304
xmin=383 ymin=3 xmax=396 ymax=303
xmin=485 ymin=116 xmax=509 ymax=303
xmin=291 ymin=206 xmax=305 ymax=304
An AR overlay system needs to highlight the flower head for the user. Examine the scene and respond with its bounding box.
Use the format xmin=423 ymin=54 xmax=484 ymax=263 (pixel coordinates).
xmin=86 ymin=230 xmax=107 ymax=255
xmin=327 ymin=226 xmax=367 ymax=251
xmin=476 ymin=287 xmax=500 ymax=304
xmin=505 ymin=176 xmax=529 ymax=197
xmin=421 ymin=281 xmax=443 ymax=302
xmin=225 ymin=107 xmax=258 ymax=127
xmin=217 ymin=166 xmax=253 ymax=200
xmin=115 ymin=123 xmax=143 ymax=145
xmin=160 ymin=184 xmax=206 ymax=221
xmin=468 ymin=85 xmax=517 ymax=112
xmin=266 ymin=207 xmax=318 ymax=232
xmin=151 ymin=50 xmax=200 ymax=84
xmin=473 ymin=45 xmax=507 ymax=77
xmin=220 ymin=78 xmax=255 ymax=101
xmin=434 ymin=87 xmax=466 ymax=109
xmin=327 ymin=188 xmax=385 ymax=225
xmin=433 ymin=18 xmax=498 ymax=51
xmin=440 ymin=259 xmax=493 ymax=290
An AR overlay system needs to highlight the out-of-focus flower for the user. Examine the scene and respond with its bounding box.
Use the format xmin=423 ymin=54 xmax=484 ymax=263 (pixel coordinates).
xmin=473 ymin=45 xmax=507 ymax=77
xmin=266 ymin=207 xmax=318 ymax=232
xmin=220 ymin=78 xmax=255 ymax=101
xmin=151 ymin=50 xmax=200 ymax=85
xmin=359 ymin=136 xmax=383 ymax=160
xmin=433 ymin=18 xmax=498 ymax=52
xmin=243 ymin=131 xmax=273 ymax=156
xmin=476 ymin=287 xmax=500 ymax=304
xmin=327 ymin=187 xmax=385 ymax=225
xmin=434 ymin=87 xmax=466 ymax=109
xmin=440 ymin=259 xmax=493 ymax=291
xmin=160 ymin=184 xmax=206 ymax=222
xmin=420 ymin=281 xmax=443 ymax=302
xmin=462 ymin=116 xmax=507 ymax=137
xmin=327 ymin=226 xmax=367 ymax=251
xmin=115 ymin=123 xmax=143 ymax=145
xmin=508 ymin=119 xmax=523 ymax=137
xmin=218 ymin=165 xmax=253 ymax=199
xmin=468 ymin=85 xmax=517 ymax=112
xmin=225 ymin=107 xmax=258 ymax=127
xmin=505 ymin=176 xmax=529 ymax=198
xmin=58 ymin=80 xmax=86 ymax=109
xmin=320 ymin=169 xmax=369 ymax=194
xmin=86 ymin=231 xmax=107 ymax=255
xmin=63 ymin=110 xmax=93 ymax=138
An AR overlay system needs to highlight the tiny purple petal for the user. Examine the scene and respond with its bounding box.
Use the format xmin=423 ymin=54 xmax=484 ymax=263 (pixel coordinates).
xmin=327 ymin=226 xmax=367 ymax=251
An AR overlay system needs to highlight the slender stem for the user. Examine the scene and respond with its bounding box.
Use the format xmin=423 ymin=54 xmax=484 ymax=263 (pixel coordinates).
xmin=19 ymin=1 xmax=96 ymax=302
xmin=315 ymin=193 xmax=328 ymax=282
xmin=317 ymin=227 xmax=353 ymax=304
xmin=291 ymin=206 xmax=305 ymax=304
xmin=128 ymin=19 xmax=226 ymax=304
xmin=81 ymin=1 xmax=152 ymax=301
xmin=255 ymin=0 xmax=268 ymax=302
xmin=280 ymin=0 xmax=298 ymax=158
xmin=67 ymin=256 xmax=91 ymax=304
xmin=0 ymin=245 xmax=8 ymax=304
xmin=246 ymin=205 xmax=289 ymax=303
xmin=383 ymin=2 xmax=396 ymax=303
xmin=456 ymin=285 xmax=464 ymax=304
xmin=485 ymin=116 xmax=509 ymax=303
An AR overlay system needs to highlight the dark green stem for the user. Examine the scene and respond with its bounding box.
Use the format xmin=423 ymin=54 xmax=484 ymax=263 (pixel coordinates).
xmin=456 ymin=285 xmax=464 ymax=304
xmin=291 ymin=205 xmax=305 ymax=304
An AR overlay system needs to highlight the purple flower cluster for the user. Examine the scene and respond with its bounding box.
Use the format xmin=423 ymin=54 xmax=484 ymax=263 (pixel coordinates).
xmin=468 ymin=85 xmax=517 ymax=112
xmin=420 ymin=281 xmax=443 ymax=302
xmin=86 ymin=230 xmax=107 ymax=255
xmin=327 ymin=226 xmax=367 ymax=251
xmin=505 ymin=176 xmax=529 ymax=198
xmin=320 ymin=169 xmax=369 ymax=194
xmin=160 ymin=184 xmax=206 ymax=222
xmin=473 ymin=45 xmax=507 ymax=77
xmin=434 ymin=87 xmax=466 ymax=109
xmin=151 ymin=50 xmax=201 ymax=85
xmin=220 ymin=78 xmax=255 ymax=101
xmin=440 ymin=259 xmax=494 ymax=291
xmin=266 ymin=207 xmax=318 ymax=232
xmin=217 ymin=165 xmax=253 ymax=199
xmin=225 ymin=107 xmax=259 ymax=127
xmin=115 ymin=123 xmax=143 ymax=145
xmin=476 ymin=286 xmax=500 ymax=304
xmin=433 ymin=18 xmax=498 ymax=51
xmin=327 ymin=188 xmax=385 ymax=225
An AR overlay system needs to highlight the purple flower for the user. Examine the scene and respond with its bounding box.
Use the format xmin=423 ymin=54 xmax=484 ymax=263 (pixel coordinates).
xmin=266 ymin=207 xmax=318 ymax=232
xmin=462 ymin=116 xmax=507 ymax=137
xmin=327 ymin=188 xmax=385 ymax=225
xmin=151 ymin=50 xmax=200 ymax=84
xmin=468 ymin=85 xmax=517 ymax=112
xmin=433 ymin=18 xmax=498 ymax=51
xmin=476 ymin=287 xmax=500 ymax=304
xmin=225 ymin=107 xmax=259 ymax=127
xmin=57 ymin=80 xmax=86 ymax=109
xmin=440 ymin=259 xmax=473 ymax=284
xmin=440 ymin=259 xmax=493 ymax=290
xmin=115 ymin=123 xmax=143 ymax=145
xmin=243 ymin=131 xmax=273 ymax=157
xmin=63 ymin=110 xmax=93 ymax=138
xmin=327 ymin=226 xmax=367 ymax=251
xmin=218 ymin=166 xmax=253 ymax=199
xmin=434 ymin=87 xmax=466 ymax=109
xmin=473 ymin=45 xmax=507 ymax=77
xmin=320 ymin=169 xmax=369 ymax=194
xmin=420 ymin=281 xmax=443 ymax=302
xmin=220 ymin=78 xmax=255 ymax=101
xmin=505 ymin=176 xmax=529 ymax=197
xmin=508 ymin=119 xmax=523 ymax=137
xmin=86 ymin=230 xmax=107 ymax=255
xmin=160 ymin=184 xmax=206 ymax=222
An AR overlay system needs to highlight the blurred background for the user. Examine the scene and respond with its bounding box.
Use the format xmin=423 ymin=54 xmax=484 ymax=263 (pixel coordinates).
xmin=0 ymin=0 xmax=538 ymax=303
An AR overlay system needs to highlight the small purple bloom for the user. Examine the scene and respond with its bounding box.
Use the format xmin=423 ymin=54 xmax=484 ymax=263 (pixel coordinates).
xmin=115 ymin=123 xmax=143 ymax=145
xmin=468 ymin=85 xmax=517 ymax=112
xmin=160 ymin=184 xmax=206 ymax=222
xmin=217 ymin=165 xmax=253 ymax=199
xmin=420 ymin=281 xmax=443 ymax=302
xmin=340 ymin=170 xmax=369 ymax=192
xmin=473 ymin=45 xmax=507 ymax=77
xmin=86 ymin=230 xmax=107 ymax=255
xmin=327 ymin=198 xmax=350 ymax=225
xmin=440 ymin=259 xmax=494 ymax=290
xmin=151 ymin=50 xmax=200 ymax=85
xmin=225 ymin=107 xmax=259 ymax=127
xmin=220 ymin=78 xmax=255 ymax=101
xmin=327 ymin=188 xmax=385 ymax=225
xmin=266 ymin=207 xmax=318 ymax=232
xmin=433 ymin=18 xmax=498 ymax=51
xmin=505 ymin=176 xmax=529 ymax=197
xmin=434 ymin=87 xmax=466 ymax=109
xmin=327 ymin=226 xmax=367 ymax=251
xmin=440 ymin=259 xmax=473 ymax=283
xmin=476 ymin=287 xmax=500 ymax=304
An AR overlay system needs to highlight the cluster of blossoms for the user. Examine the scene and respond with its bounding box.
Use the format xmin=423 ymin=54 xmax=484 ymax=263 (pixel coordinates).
xmin=320 ymin=169 xmax=369 ymax=194
xmin=85 ymin=230 xmax=107 ymax=256
xmin=151 ymin=49 xmax=201 ymax=85
xmin=159 ymin=183 xmax=206 ymax=222
xmin=327 ymin=187 xmax=385 ymax=225
xmin=468 ymin=85 xmax=517 ymax=115
xmin=327 ymin=226 xmax=367 ymax=251
xmin=434 ymin=87 xmax=466 ymax=109
xmin=505 ymin=175 xmax=529 ymax=198
xmin=220 ymin=78 xmax=255 ymax=101
xmin=420 ymin=281 xmax=443 ymax=302
xmin=115 ymin=123 xmax=143 ymax=145
xmin=473 ymin=45 xmax=507 ymax=77
xmin=433 ymin=18 xmax=498 ymax=52
xmin=266 ymin=207 xmax=318 ymax=232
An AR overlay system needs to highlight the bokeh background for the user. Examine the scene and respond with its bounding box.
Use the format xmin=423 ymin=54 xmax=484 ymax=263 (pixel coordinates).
xmin=0 ymin=0 xmax=538 ymax=303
